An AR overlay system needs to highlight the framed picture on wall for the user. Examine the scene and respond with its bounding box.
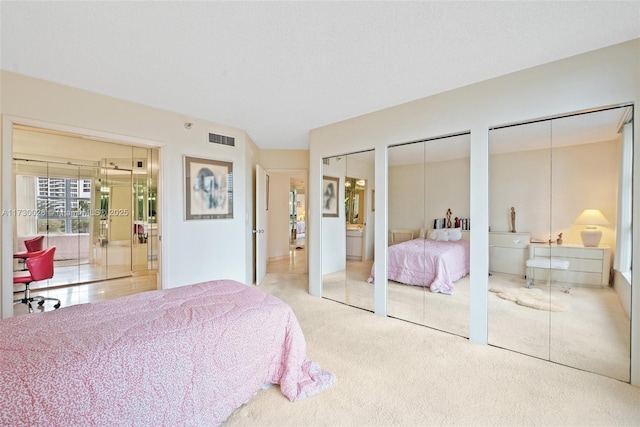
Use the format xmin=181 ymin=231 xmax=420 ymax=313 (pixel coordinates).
xmin=322 ymin=175 xmax=339 ymax=217
xmin=184 ymin=156 xmax=233 ymax=220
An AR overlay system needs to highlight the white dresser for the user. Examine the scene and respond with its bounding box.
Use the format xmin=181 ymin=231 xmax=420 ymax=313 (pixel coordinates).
xmin=489 ymin=232 xmax=531 ymax=277
xmin=528 ymin=243 xmax=611 ymax=287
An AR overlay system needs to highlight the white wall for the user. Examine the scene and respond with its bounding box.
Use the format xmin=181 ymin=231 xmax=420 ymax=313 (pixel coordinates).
xmin=389 ymin=157 xmax=471 ymax=234
xmin=1 ymin=70 xmax=254 ymax=318
xmin=490 ymin=140 xmax=620 ymax=248
xmin=308 ymin=39 xmax=640 ymax=384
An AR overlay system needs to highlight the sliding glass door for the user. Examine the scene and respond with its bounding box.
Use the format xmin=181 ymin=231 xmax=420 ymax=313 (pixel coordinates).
xmin=13 ymin=159 xmax=133 ymax=289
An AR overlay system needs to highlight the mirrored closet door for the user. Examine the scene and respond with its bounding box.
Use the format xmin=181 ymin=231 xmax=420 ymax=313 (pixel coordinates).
xmin=488 ymin=106 xmax=632 ymax=382
xmin=488 ymin=120 xmax=552 ymax=359
xmin=321 ymin=150 xmax=375 ymax=312
xmin=387 ymin=134 xmax=471 ymax=337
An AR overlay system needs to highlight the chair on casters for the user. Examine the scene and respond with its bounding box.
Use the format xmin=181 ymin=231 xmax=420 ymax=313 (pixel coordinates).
xmin=13 ymin=247 xmax=60 ymax=313
xmin=13 ymin=235 xmax=45 ymax=270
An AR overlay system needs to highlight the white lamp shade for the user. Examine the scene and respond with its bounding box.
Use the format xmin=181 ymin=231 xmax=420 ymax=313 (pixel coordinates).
xmin=574 ymin=209 xmax=609 ymax=247
xmin=574 ymin=209 xmax=609 ymax=226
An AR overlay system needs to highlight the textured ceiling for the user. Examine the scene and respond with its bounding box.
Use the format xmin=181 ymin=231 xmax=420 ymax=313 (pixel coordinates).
xmin=1 ymin=1 xmax=639 ymax=150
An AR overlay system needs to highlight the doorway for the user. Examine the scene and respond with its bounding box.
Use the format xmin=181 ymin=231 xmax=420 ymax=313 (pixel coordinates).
xmin=289 ymin=177 xmax=306 ymax=251
xmin=265 ymin=170 xmax=307 ymax=275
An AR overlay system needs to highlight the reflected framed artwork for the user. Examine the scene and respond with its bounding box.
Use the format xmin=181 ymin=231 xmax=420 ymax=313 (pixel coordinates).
xmin=184 ymin=156 xmax=233 ymax=220
xmin=322 ymin=175 xmax=339 ymax=217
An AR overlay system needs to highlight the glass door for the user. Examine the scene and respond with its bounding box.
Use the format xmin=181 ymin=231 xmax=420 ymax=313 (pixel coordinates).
xmin=97 ymin=166 xmax=133 ymax=279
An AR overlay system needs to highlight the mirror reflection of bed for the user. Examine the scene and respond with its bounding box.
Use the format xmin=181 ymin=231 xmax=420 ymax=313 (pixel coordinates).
xmin=387 ymin=133 xmax=471 ymax=337
xmin=321 ymin=151 xmax=375 ymax=312
xmin=488 ymin=106 xmax=632 ymax=382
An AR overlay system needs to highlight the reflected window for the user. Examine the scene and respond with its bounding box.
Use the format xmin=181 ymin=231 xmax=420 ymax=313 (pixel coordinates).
xmin=34 ymin=177 xmax=91 ymax=234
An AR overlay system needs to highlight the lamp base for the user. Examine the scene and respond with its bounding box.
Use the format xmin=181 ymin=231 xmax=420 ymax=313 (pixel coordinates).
xmin=581 ymin=229 xmax=602 ymax=247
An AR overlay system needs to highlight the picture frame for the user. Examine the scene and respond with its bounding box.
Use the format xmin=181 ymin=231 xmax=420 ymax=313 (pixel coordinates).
xmin=322 ymin=175 xmax=339 ymax=217
xmin=184 ymin=156 xmax=233 ymax=220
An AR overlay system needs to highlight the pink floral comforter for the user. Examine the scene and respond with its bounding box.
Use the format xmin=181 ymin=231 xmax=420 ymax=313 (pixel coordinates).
xmin=369 ymin=238 xmax=470 ymax=294
xmin=0 ymin=280 xmax=335 ymax=426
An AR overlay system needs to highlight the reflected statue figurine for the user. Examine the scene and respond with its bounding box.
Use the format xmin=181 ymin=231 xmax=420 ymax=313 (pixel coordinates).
xmin=510 ymin=207 xmax=516 ymax=233
xmin=446 ymin=208 xmax=452 ymax=228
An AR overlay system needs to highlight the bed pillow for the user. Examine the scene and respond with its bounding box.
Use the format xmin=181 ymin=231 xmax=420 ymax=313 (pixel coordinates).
xmin=435 ymin=229 xmax=450 ymax=241
xmin=419 ymin=229 xmax=427 ymax=239
xmin=449 ymin=227 xmax=463 ymax=241
xmin=428 ymin=229 xmax=439 ymax=240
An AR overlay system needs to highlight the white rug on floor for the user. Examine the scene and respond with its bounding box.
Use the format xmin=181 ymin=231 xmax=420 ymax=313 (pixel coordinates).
xmin=490 ymin=286 xmax=569 ymax=312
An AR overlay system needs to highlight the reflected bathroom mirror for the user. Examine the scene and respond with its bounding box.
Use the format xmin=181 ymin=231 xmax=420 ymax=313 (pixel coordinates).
xmin=488 ymin=105 xmax=632 ymax=382
xmin=345 ymin=177 xmax=366 ymax=225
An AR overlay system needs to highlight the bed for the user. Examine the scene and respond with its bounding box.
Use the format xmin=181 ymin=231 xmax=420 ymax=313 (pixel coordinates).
xmin=0 ymin=279 xmax=335 ymax=426
xmin=368 ymin=228 xmax=470 ymax=294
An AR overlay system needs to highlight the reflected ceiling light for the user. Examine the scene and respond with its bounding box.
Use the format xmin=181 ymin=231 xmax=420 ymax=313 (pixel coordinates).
xmin=574 ymin=209 xmax=609 ymax=247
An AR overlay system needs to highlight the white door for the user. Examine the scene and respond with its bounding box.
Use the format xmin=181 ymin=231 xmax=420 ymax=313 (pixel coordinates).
xmin=255 ymin=165 xmax=268 ymax=285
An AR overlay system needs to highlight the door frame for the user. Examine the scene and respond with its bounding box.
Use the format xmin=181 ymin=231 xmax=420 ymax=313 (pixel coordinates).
xmin=261 ymin=168 xmax=308 ymax=275
xmin=1 ymin=115 xmax=166 ymax=318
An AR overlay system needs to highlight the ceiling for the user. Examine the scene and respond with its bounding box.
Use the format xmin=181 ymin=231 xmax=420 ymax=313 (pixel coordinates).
xmin=1 ymin=2 xmax=639 ymax=150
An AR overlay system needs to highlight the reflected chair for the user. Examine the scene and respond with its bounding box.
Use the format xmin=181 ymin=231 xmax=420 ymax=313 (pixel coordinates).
xmin=13 ymin=235 xmax=45 ymax=270
xmin=13 ymin=247 xmax=61 ymax=313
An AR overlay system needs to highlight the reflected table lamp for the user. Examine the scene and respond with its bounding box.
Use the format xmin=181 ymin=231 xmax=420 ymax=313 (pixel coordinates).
xmin=574 ymin=209 xmax=609 ymax=247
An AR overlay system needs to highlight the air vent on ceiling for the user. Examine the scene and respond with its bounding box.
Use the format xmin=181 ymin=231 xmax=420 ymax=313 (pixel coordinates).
xmin=323 ymin=158 xmax=330 ymax=165
xmin=209 ymin=132 xmax=235 ymax=147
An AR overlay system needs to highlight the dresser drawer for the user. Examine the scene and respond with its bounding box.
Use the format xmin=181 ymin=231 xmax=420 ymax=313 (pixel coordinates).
xmin=531 ymin=256 xmax=602 ymax=273
xmin=534 ymin=246 xmax=604 ymax=260
xmin=528 ymin=243 xmax=611 ymax=287
xmin=489 ymin=232 xmax=530 ymax=248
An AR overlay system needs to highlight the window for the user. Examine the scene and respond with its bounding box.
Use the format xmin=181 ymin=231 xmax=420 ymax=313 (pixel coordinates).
xmin=36 ymin=177 xmax=91 ymax=234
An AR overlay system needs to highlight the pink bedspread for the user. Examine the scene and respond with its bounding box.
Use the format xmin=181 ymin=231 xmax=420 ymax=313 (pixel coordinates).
xmin=369 ymin=238 xmax=470 ymax=294
xmin=0 ymin=279 xmax=335 ymax=426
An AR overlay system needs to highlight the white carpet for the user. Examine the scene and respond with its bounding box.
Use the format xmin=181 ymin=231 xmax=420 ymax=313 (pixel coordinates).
xmin=323 ymin=262 xmax=630 ymax=382
xmin=223 ymin=273 xmax=640 ymax=426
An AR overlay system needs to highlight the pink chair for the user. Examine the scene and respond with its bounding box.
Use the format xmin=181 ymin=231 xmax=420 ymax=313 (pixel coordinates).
xmin=13 ymin=247 xmax=61 ymax=313
xmin=13 ymin=235 xmax=46 ymax=270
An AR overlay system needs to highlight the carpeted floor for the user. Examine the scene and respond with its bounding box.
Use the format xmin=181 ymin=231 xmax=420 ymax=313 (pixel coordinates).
xmin=323 ymin=262 xmax=630 ymax=382
xmin=223 ymin=272 xmax=639 ymax=426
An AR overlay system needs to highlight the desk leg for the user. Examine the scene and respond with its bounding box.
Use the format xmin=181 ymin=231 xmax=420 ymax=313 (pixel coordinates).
xmin=526 ymin=266 xmax=534 ymax=288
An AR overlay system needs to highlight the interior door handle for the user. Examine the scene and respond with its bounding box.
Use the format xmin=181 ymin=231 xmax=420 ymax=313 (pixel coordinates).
xmin=252 ymin=229 xmax=264 ymax=234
